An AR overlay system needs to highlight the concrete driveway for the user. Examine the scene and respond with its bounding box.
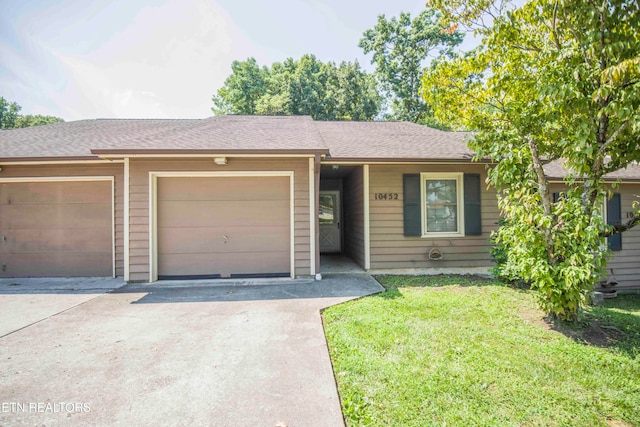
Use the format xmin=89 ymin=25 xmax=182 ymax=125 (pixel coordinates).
xmin=0 ymin=275 xmax=382 ymax=427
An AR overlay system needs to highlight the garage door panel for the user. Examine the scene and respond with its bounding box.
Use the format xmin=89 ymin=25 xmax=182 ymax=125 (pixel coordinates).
xmin=158 ymin=177 xmax=289 ymax=201
xmin=0 ymin=253 xmax=112 ymax=277
xmin=158 ymin=201 xmax=289 ymax=227
xmin=158 ymin=226 xmax=289 ymax=254
xmin=0 ymin=181 xmax=110 ymax=204
xmin=159 ymin=252 xmax=290 ymax=277
xmin=0 ymin=228 xmax=112 ymax=254
xmin=157 ymin=176 xmax=291 ymax=278
xmin=0 ymin=181 xmax=113 ymax=277
xmin=0 ymin=204 xmax=111 ymax=229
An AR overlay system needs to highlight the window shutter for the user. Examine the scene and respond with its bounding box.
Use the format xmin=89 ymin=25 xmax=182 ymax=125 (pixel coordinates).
xmin=607 ymin=192 xmax=622 ymax=251
xmin=403 ymin=174 xmax=421 ymax=236
xmin=464 ymin=174 xmax=482 ymax=236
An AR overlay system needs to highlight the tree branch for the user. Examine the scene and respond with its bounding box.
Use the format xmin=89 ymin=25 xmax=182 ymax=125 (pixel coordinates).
xmin=551 ymin=0 xmax=562 ymax=51
xmin=600 ymin=119 xmax=631 ymax=153
xmin=529 ymin=138 xmax=556 ymax=261
xmin=601 ymin=214 xmax=640 ymax=237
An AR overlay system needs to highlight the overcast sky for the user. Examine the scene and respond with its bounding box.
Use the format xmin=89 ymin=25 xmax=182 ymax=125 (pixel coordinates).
xmin=0 ymin=0 xmax=471 ymax=121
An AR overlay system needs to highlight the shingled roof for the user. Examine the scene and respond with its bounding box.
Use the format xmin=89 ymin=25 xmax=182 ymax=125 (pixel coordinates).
xmin=0 ymin=115 xmax=472 ymax=161
xmin=0 ymin=115 xmax=327 ymax=160
xmin=544 ymin=160 xmax=640 ymax=182
xmin=2 ymin=115 xmax=640 ymax=181
xmin=315 ymin=120 xmax=474 ymax=161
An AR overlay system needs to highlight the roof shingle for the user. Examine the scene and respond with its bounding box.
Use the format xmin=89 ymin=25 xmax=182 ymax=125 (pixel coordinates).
xmin=2 ymin=115 xmax=640 ymax=181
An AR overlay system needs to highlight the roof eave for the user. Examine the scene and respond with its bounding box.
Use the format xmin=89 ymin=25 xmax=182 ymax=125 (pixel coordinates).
xmin=321 ymin=156 xmax=491 ymax=164
xmin=90 ymin=148 xmax=330 ymax=158
xmin=0 ymin=155 xmax=104 ymax=163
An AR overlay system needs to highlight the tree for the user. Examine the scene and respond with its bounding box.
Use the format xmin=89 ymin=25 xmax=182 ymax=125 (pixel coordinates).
xmin=211 ymin=55 xmax=381 ymax=121
xmin=0 ymin=96 xmax=21 ymax=129
xmin=423 ymin=0 xmax=640 ymax=320
xmin=15 ymin=114 xmax=64 ymax=128
xmin=211 ymin=58 xmax=268 ymax=115
xmin=359 ymin=9 xmax=463 ymax=124
xmin=1 ymin=96 xmax=64 ymax=129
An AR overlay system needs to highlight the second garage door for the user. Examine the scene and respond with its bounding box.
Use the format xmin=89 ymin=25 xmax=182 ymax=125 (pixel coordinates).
xmin=157 ymin=176 xmax=291 ymax=279
xmin=0 ymin=179 xmax=113 ymax=278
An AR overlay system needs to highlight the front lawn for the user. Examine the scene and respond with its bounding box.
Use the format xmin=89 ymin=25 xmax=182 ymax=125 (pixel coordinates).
xmin=322 ymin=275 xmax=640 ymax=426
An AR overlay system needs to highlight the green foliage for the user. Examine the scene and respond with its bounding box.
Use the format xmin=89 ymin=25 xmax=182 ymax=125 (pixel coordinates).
xmin=489 ymin=219 xmax=524 ymax=282
xmin=211 ymin=58 xmax=268 ymax=115
xmin=423 ymin=0 xmax=640 ymax=320
xmin=15 ymin=114 xmax=64 ymax=128
xmin=0 ymin=96 xmax=21 ymax=129
xmin=211 ymin=55 xmax=381 ymax=121
xmin=359 ymin=10 xmax=463 ymax=123
xmin=0 ymin=96 xmax=64 ymax=129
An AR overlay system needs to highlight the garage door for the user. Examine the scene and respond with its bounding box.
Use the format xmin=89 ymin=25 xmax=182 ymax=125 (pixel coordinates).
xmin=0 ymin=180 xmax=113 ymax=277
xmin=157 ymin=176 xmax=291 ymax=279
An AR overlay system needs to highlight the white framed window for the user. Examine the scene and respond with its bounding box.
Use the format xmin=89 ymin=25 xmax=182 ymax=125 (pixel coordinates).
xmin=420 ymin=172 xmax=465 ymax=237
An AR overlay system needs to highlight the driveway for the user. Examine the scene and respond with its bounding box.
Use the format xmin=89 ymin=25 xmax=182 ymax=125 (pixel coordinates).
xmin=0 ymin=275 xmax=383 ymax=427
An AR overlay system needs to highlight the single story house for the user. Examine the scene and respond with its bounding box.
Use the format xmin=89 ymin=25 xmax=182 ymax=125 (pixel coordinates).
xmin=1 ymin=115 xmax=639 ymax=291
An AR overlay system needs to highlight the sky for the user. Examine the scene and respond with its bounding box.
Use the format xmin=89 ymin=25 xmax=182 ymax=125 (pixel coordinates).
xmin=0 ymin=0 xmax=473 ymax=121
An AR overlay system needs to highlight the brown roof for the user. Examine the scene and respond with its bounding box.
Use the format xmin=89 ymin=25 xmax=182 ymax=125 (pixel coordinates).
xmin=2 ymin=115 xmax=640 ymax=181
xmin=0 ymin=115 xmax=472 ymax=162
xmin=314 ymin=121 xmax=474 ymax=161
xmin=0 ymin=115 xmax=327 ymax=160
xmin=544 ymin=160 xmax=640 ymax=182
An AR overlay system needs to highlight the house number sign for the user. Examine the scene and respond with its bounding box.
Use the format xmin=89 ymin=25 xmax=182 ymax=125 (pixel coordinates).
xmin=374 ymin=193 xmax=399 ymax=200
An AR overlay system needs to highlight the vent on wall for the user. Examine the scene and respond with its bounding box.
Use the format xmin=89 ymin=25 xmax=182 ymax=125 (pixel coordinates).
xmin=428 ymin=248 xmax=443 ymax=260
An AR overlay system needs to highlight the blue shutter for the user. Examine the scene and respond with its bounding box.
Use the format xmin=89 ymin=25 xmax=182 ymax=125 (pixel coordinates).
xmin=607 ymin=193 xmax=622 ymax=251
xmin=464 ymin=174 xmax=482 ymax=236
xmin=403 ymin=174 xmax=421 ymax=236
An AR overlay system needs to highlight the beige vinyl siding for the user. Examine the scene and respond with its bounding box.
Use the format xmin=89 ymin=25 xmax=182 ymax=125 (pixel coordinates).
xmin=602 ymin=184 xmax=640 ymax=291
xmin=0 ymin=164 xmax=124 ymax=277
xmin=541 ymin=183 xmax=640 ymax=292
xmin=128 ymin=158 xmax=311 ymax=281
xmin=343 ymin=166 xmax=365 ymax=267
xmin=368 ymin=164 xmax=498 ymax=270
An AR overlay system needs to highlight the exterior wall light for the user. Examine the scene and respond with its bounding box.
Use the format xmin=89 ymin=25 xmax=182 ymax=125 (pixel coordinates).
xmin=214 ymin=157 xmax=227 ymax=165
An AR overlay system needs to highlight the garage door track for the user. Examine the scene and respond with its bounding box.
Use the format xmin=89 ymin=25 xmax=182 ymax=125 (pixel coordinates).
xmin=0 ymin=275 xmax=382 ymax=426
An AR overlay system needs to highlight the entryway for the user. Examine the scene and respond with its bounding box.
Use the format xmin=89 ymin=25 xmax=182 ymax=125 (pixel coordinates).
xmin=319 ymin=164 xmax=367 ymax=274
xmin=320 ymin=254 xmax=366 ymax=274
xmin=319 ymin=190 xmax=341 ymax=253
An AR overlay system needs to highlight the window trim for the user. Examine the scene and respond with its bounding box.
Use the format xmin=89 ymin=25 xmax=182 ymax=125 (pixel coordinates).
xmin=420 ymin=172 xmax=465 ymax=238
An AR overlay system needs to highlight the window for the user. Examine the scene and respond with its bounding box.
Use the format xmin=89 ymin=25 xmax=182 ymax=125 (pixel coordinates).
xmin=420 ymin=173 xmax=464 ymax=237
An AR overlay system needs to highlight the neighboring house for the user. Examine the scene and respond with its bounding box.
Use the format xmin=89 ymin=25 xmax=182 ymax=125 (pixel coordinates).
xmin=1 ymin=115 xmax=639 ymax=291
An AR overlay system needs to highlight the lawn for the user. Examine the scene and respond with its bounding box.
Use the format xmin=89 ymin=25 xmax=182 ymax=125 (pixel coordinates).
xmin=322 ymin=275 xmax=640 ymax=427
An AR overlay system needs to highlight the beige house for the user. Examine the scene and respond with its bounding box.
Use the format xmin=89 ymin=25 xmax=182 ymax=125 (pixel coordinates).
xmin=1 ymin=115 xmax=639 ymax=291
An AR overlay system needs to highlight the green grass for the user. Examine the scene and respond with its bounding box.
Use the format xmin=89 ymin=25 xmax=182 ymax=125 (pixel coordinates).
xmin=322 ymin=275 xmax=640 ymax=427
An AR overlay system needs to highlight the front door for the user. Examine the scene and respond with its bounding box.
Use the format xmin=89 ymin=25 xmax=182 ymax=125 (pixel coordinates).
xmin=319 ymin=190 xmax=341 ymax=253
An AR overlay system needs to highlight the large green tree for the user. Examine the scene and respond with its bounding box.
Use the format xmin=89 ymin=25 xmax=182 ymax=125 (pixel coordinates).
xmin=423 ymin=0 xmax=640 ymax=320
xmin=15 ymin=114 xmax=64 ymax=128
xmin=0 ymin=96 xmax=21 ymax=129
xmin=359 ymin=9 xmax=463 ymax=124
xmin=211 ymin=55 xmax=380 ymax=121
xmin=1 ymin=96 xmax=64 ymax=129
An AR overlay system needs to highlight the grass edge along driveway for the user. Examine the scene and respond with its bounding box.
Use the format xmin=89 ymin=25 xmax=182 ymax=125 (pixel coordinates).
xmin=323 ymin=275 xmax=640 ymax=427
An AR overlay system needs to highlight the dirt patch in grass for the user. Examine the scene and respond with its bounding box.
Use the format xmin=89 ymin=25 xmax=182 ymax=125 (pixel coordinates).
xmin=550 ymin=319 xmax=626 ymax=348
xmin=607 ymin=420 xmax=634 ymax=427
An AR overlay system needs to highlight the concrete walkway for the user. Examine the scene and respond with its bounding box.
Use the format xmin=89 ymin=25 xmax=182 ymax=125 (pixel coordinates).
xmin=0 ymin=274 xmax=382 ymax=427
